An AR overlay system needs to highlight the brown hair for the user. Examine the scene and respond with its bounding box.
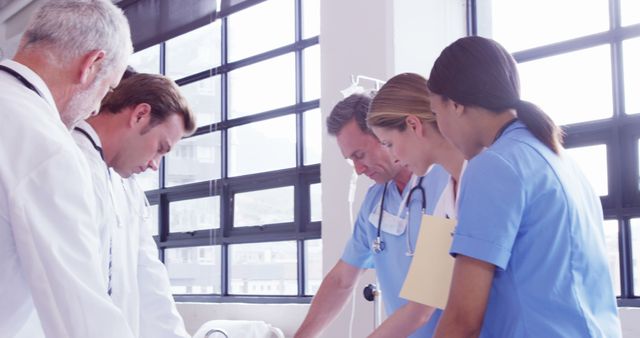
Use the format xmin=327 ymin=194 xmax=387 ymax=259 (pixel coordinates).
xmin=368 ymin=73 xmax=437 ymax=131
xmin=100 ymin=73 xmax=196 ymax=135
xmin=428 ymin=36 xmax=563 ymax=154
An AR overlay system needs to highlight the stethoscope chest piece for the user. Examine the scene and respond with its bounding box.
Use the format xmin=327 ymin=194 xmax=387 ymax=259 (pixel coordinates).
xmin=372 ymin=237 xmax=385 ymax=253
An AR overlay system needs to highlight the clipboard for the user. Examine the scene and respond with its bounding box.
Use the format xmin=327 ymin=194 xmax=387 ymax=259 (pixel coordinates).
xmin=400 ymin=214 xmax=456 ymax=309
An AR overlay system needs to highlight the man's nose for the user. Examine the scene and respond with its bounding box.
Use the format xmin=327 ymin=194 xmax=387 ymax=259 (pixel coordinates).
xmin=354 ymin=161 xmax=367 ymax=175
xmin=147 ymin=158 xmax=159 ymax=171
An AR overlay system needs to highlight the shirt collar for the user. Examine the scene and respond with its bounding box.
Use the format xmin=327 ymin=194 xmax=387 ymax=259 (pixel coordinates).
xmin=75 ymin=120 xmax=103 ymax=148
xmin=0 ymin=59 xmax=57 ymax=113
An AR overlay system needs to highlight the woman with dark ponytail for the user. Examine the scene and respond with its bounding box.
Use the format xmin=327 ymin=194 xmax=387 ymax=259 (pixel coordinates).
xmin=427 ymin=36 xmax=622 ymax=338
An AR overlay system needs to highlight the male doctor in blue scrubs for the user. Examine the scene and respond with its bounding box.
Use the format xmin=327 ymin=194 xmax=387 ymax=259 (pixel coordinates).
xmin=294 ymin=93 xmax=449 ymax=337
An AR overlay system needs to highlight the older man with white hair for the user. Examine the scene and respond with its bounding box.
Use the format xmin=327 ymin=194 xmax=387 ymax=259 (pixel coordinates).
xmin=0 ymin=0 xmax=135 ymax=337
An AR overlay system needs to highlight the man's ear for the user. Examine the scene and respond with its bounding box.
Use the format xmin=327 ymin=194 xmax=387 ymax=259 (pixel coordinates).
xmin=128 ymin=103 xmax=152 ymax=128
xmin=78 ymin=49 xmax=107 ymax=85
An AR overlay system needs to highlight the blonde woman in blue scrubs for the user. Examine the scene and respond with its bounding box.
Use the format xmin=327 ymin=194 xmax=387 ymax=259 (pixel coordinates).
xmin=368 ymin=72 xmax=466 ymax=219
xmin=426 ymin=36 xmax=622 ymax=337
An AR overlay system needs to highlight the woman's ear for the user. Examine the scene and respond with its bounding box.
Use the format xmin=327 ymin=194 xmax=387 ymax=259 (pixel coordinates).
xmin=452 ymin=100 xmax=466 ymax=117
xmin=405 ymin=115 xmax=420 ymax=132
xmin=405 ymin=115 xmax=426 ymax=137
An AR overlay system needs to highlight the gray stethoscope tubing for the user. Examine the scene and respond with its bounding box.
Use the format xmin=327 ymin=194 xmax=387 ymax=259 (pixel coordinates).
xmin=372 ymin=176 xmax=426 ymax=255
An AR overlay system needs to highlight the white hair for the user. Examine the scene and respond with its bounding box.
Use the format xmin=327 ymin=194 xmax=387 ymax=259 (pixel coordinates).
xmin=20 ymin=0 xmax=132 ymax=71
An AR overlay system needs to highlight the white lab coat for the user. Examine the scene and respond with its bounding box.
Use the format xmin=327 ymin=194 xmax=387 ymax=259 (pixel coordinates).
xmin=0 ymin=60 xmax=135 ymax=337
xmin=72 ymin=121 xmax=190 ymax=338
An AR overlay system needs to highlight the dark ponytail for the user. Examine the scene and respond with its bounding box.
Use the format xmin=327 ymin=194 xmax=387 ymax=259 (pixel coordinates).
xmin=428 ymin=36 xmax=564 ymax=154
xmin=515 ymin=100 xmax=564 ymax=154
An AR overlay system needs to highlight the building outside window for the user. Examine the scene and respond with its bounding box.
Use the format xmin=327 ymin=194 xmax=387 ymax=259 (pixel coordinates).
xmin=474 ymin=0 xmax=640 ymax=305
xmin=128 ymin=0 xmax=322 ymax=303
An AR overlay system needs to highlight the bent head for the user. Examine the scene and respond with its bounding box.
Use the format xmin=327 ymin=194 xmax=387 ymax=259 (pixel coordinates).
xmin=367 ymin=73 xmax=440 ymax=176
xmin=19 ymin=0 xmax=133 ymax=128
xmin=98 ymin=74 xmax=196 ymax=178
xmin=427 ymin=36 xmax=564 ymax=157
xmin=328 ymin=93 xmax=403 ymax=184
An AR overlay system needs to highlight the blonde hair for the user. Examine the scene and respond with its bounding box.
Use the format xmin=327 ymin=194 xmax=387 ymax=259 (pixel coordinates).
xmin=367 ymin=73 xmax=437 ymax=131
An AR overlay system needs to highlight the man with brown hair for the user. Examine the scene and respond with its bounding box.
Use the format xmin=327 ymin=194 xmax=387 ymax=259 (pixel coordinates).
xmin=72 ymin=73 xmax=196 ymax=338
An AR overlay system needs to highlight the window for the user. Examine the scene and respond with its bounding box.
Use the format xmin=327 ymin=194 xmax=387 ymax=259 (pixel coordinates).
xmin=131 ymin=0 xmax=320 ymax=303
xmin=474 ymin=0 xmax=640 ymax=306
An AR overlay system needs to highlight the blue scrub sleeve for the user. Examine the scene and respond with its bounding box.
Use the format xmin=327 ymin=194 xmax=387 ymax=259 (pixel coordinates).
xmin=450 ymin=150 xmax=525 ymax=270
xmin=341 ymin=188 xmax=378 ymax=269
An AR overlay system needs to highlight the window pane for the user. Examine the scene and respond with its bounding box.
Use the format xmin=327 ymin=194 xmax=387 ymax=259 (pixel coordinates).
xmin=303 ymin=45 xmax=320 ymax=101
xmin=165 ymin=132 xmax=221 ymax=186
xmin=632 ymin=219 xmax=640 ymax=295
xmin=234 ymin=186 xmax=294 ymax=227
xmin=310 ymin=183 xmax=321 ymax=222
xmin=129 ymin=45 xmax=160 ymax=74
xmin=166 ymin=21 xmax=221 ymax=80
xmin=170 ymin=196 xmax=220 ymax=232
xmin=636 ymin=140 xmax=640 ymax=191
xmin=228 ymin=53 xmax=296 ymax=118
xmin=565 ymin=144 xmax=608 ymax=196
xmin=165 ymin=246 xmax=221 ymax=294
xmin=148 ymin=204 xmax=159 ymax=237
xmin=624 ymin=37 xmax=640 ymax=115
xmin=621 ymin=0 xmax=640 ymax=27
xmin=302 ymin=0 xmax=320 ymax=39
xmin=304 ymin=109 xmax=321 ymax=165
xmin=603 ymin=220 xmax=620 ymax=297
xmin=519 ymin=45 xmax=612 ymax=126
xmin=477 ymin=0 xmax=609 ymax=52
xmin=228 ymin=115 xmax=296 ymax=176
xmin=305 ymin=239 xmax=322 ymax=295
xmin=229 ymin=241 xmax=297 ymax=295
xmin=180 ymin=77 xmax=221 ymax=126
xmin=227 ymin=0 xmax=294 ymax=61
xmin=134 ymin=170 xmax=159 ymax=191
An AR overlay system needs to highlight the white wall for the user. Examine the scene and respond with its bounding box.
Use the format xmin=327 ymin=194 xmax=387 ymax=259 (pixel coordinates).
xmin=393 ymin=0 xmax=466 ymax=75
xmin=620 ymin=307 xmax=640 ymax=337
xmin=0 ymin=0 xmax=42 ymax=60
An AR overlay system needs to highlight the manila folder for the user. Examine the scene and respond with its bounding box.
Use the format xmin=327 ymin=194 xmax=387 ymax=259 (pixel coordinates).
xmin=400 ymin=214 xmax=456 ymax=309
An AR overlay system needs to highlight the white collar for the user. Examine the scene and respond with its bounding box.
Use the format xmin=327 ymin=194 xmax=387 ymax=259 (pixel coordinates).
xmin=75 ymin=120 xmax=103 ymax=148
xmin=0 ymin=59 xmax=57 ymax=112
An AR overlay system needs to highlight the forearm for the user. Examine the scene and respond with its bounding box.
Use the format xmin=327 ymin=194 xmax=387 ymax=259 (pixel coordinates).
xmin=294 ymin=281 xmax=354 ymax=337
xmin=367 ymin=301 xmax=435 ymax=338
xmin=433 ymin=255 xmax=494 ymax=338
xmin=433 ymin=310 xmax=481 ymax=338
xmin=294 ymin=262 xmax=362 ymax=338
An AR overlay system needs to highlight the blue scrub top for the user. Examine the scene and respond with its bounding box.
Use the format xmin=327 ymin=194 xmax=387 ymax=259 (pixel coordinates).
xmin=451 ymin=121 xmax=622 ymax=337
xmin=341 ymin=165 xmax=449 ymax=338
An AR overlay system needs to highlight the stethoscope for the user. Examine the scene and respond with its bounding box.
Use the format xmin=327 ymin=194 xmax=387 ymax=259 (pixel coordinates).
xmin=372 ymin=175 xmax=426 ymax=256
xmin=75 ymin=126 xmax=121 ymax=296
xmin=0 ymin=65 xmax=44 ymax=99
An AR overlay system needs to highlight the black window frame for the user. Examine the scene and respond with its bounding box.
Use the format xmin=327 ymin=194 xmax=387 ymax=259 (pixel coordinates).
xmin=469 ymin=0 xmax=640 ymax=307
xmin=135 ymin=0 xmax=321 ymax=304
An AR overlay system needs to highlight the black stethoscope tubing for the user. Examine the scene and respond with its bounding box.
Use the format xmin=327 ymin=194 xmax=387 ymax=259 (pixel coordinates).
xmin=374 ymin=176 xmax=425 ymax=253
xmin=0 ymin=65 xmax=45 ymax=99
